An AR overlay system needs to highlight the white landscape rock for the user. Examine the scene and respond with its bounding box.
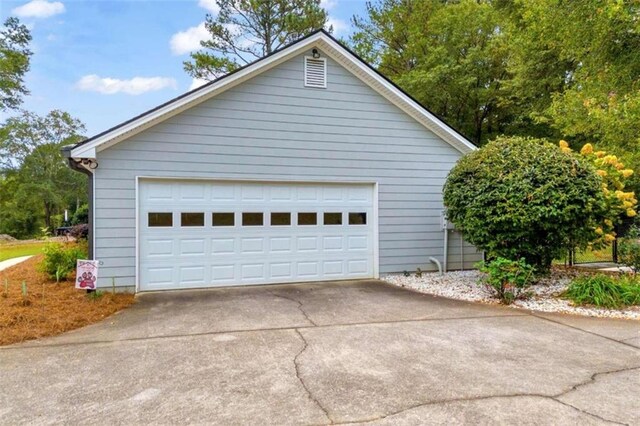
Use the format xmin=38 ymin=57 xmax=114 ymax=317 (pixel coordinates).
xmin=384 ymin=270 xmax=640 ymax=320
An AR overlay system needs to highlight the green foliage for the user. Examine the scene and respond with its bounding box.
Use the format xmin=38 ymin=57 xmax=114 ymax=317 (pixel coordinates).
xmin=351 ymin=0 xmax=513 ymax=145
xmin=564 ymin=274 xmax=640 ymax=309
xmin=71 ymin=203 xmax=89 ymax=225
xmin=0 ymin=17 xmax=32 ymax=112
xmin=39 ymin=243 xmax=87 ymax=282
xmin=184 ymin=0 xmax=329 ymax=79
xmin=0 ymin=242 xmax=44 ymax=262
xmin=350 ymin=0 xmax=640 ymax=179
xmin=0 ymin=110 xmax=87 ymax=237
xmin=86 ymin=290 xmax=105 ymax=301
xmin=477 ymin=257 xmax=535 ymax=304
xmin=444 ymin=136 xmax=607 ymax=270
xmin=619 ymin=225 xmax=640 ymax=275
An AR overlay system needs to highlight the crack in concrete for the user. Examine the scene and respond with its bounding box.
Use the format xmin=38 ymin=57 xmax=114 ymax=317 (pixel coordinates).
xmin=530 ymin=314 xmax=640 ymax=351
xmin=335 ymin=393 xmax=627 ymax=425
xmin=268 ymin=291 xmax=318 ymax=326
xmin=554 ymin=365 xmax=640 ymax=399
xmin=1 ymin=313 xmax=525 ymax=350
xmin=293 ymin=328 xmax=334 ymax=424
xmin=335 ymin=366 xmax=640 ymax=425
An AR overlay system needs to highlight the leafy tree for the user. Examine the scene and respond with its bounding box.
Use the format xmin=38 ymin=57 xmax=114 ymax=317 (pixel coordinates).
xmin=443 ymin=136 xmax=607 ymax=271
xmin=499 ymin=0 xmax=640 ymax=183
xmin=0 ymin=110 xmax=87 ymax=233
xmin=0 ymin=17 xmax=32 ymax=112
xmin=351 ymin=0 xmax=513 ymax=145
xmin=185 ymin=0 xmax=329 ymax=79
xmin=561 ymin=142 xmax=637 ymax=247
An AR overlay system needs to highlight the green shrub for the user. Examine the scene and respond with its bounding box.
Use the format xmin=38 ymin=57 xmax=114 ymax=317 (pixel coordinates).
xmin=618 ymin=225 xmax=640 ymax=275
xmin=477 ymin=257 xmax=535 ymax=304
xmin=444 ymin=136 xmax=607 ymax=271
xmin=39 ymin=243 xmax=87 ymax=282
xmin=564 ymin=274 xmax=640 ymax=309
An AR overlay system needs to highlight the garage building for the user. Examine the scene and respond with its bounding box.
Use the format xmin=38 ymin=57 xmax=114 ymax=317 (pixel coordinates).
xmin=64 ymin=30 xmax=481 ymax=292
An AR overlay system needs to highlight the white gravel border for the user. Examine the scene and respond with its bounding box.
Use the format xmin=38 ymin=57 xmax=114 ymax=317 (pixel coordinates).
xmin=384 ymin=270 xmax=640 ymax=320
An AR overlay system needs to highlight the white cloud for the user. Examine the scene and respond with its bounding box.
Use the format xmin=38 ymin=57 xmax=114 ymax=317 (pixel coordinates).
xmin=320 ymin=0 xmax=337 ymax=10
xmin=170 ymin=22 xmax=209 ymax=55
xmin=12 ymin=0 xmax=65 ymax=19
xmin=189 ymin=78 xmax=209 ymax=91
xmin=75 ymin=75 xmax=177 ymax=95
xmin=326 ymin=17 xmax=348 ymax=36
xmin=198 ymin=0 xmax=220 ymax=14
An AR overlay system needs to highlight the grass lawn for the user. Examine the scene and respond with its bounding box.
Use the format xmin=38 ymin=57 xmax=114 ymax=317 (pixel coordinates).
xmin=0 ymin=254 xmax=135 ymax=346
xmin=0 ymin=242 xmax=46 ymax=262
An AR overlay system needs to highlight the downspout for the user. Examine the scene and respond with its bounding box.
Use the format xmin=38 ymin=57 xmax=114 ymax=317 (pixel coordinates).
xmin=443 ymin=227 xmax=448 ymax=273
xmin=62 ymin=146 xmax=94 ymax=260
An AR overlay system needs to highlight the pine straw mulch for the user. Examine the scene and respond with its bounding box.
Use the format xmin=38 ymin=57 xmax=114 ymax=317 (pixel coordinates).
xmin=0 ymin=255 xmax=135 ymax=346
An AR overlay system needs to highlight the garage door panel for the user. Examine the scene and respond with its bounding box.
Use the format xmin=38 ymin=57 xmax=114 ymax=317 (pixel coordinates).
xmin=322 ymin=236 xmax=343 ymax=251
xmin=179 ymin=239 xmax=206 ymax=256
xmin=347 ymin=235 xmax=369 ymax=250
xmin=269 ymin=262 xmax=293 ymax=279
xmin=348 ymin=259 xmax=369 ymax=274
xmin=212 ymin=238 xmax=235 ymax=254
xmin=145 ymin=239 xmax=174 ymax=257
xmin=269 ymin=237 xmax=292 ymax=252
xmin=179 ymin=266 xmax=206 ymax=285
xmin=322 ymin=260 xmax=344 ymax=276
xmin=240 ymin=237 xmax=264 ymax=254
xmin=241 ymin=263 xmax=265 ymax=280
xmin=297 ymin=261 xmax=319 ymax=278
xmin=139 ymin=180 xmax=375 ymax=290
xmin=211 ymin=264 xmax=235 ymax=282
xmin=296 ymin=236 xmax=319 ymax=252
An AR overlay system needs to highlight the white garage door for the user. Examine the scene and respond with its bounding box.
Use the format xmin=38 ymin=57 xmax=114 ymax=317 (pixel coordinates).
xmin=139 ymin=180 xmax=376 ymax=291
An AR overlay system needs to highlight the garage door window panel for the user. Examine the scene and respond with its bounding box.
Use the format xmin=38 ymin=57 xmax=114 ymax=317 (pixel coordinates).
xmin=324 ymin=212 xmax=342 ymax=225
xmin=243 ymin=212 xmax=264 ymax=226
xmin=148 ymin=212 xmax=173 ymax=227
xmin=298 ymin=212 xmax=317 ymax=225
xmin=181 ymin=212 xmax=205 ymax=227
xmin=212 ymin=212 xmax=235 ymax=227
xmin=271 ymin=212 xmax=291 ymax=226
xmin=349 ymin=212 xmax=367 ymax=225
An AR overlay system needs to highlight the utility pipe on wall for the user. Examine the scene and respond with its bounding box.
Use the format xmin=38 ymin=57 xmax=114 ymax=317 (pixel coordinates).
xmin=443 ymin=228 xmax=448 ymax=273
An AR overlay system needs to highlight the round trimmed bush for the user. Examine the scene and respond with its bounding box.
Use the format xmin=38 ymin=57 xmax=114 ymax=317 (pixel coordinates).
xmin=443 ymin=136 xmax=607 ymax=270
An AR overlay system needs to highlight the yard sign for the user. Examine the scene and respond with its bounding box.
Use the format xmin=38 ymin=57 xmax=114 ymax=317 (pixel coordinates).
xmin=75 ymin=260 xmax=99 ymax=290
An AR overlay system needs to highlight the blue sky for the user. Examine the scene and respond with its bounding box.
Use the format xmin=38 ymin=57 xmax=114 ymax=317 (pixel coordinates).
xmin=1 ymin=0 xmax=368 ymax=136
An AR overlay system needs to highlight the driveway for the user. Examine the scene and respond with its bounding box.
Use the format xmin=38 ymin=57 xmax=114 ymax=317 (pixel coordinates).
xmin=1 ymin=280 xmax=639 ymax=425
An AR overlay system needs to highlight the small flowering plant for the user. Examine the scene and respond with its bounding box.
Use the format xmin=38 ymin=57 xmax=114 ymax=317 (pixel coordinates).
xmin=559 ymin=140 xmax=637 ymax=247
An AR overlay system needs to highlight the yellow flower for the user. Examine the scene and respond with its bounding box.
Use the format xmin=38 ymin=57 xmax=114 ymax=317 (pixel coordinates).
xmin=559 ymin=140 xmax=569 ymax=148
xmin=596 ymin=170 xmax=607 ymax=177
xmin=561 ymin=147 xmax=572 ymax=154
xmin=595 ymin=227 xmax=603 ymax=235
xmin=595 ymin=151 xmax=606 ymax=158
xmin=623 ymin=201 xmax=633 ymax=208
xmin=603 ymin=155 xmax=618 ymax=165
xmin=615 ymin=190 xmax=625 ymax=199
xmin=604 ymin=233 xmax=616 ymax=242
xmin=621 ymin=169 xmax=634 ymax=178
xmin=580 ymin=143 xmax=593 ymax=155
xmin=615 ymin=163 xmax=624 ymax=170
xmin=628 ymin=209 xmax=637 ymax=217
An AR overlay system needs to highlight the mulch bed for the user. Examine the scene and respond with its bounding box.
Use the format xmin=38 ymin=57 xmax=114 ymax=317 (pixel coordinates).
xmin=0 ymin=255 xmax=135 ymax=346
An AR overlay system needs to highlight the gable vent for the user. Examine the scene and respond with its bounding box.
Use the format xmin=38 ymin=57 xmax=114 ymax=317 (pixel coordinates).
xmin=304 ymin=57 xmax=327 ymax=88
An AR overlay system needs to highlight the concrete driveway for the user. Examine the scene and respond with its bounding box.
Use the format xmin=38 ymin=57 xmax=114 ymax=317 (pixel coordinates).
xmin=1 ymin=280 xmax=639 ymax=425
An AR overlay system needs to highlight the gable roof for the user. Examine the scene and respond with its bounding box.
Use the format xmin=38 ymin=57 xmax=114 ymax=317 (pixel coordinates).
xmin=70 ymin=29 xmax=476 ymax=158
